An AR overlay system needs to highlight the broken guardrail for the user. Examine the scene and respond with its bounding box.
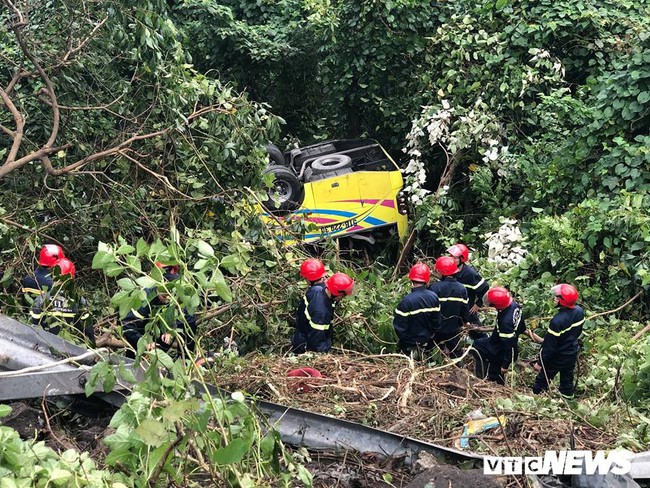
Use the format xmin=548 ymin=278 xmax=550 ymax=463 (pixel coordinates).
xmin=0 ymin=314 xmax=138 ymax=405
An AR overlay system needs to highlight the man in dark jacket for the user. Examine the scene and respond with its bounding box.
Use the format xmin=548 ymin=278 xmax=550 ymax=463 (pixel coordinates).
xmin=472 ymin=286 xmax=525 ymax=384
xmin=429 ymin=256 xmax=470 ymax=358
xmin=30 ymin=258 xmax=95 ymax=345
xmin=532 ymin=283 xmax=585 ymax=398
xmin=448 ymin=243 xmax=489 ymax=340
xmin=393 ymin=263 xmax=441 ymax=356
xmin=22 ymin=244 xmax=65 ymax=306
xmin=122 ymin=263 xmax=197 ymax=358
xmin=291 ymin=272 xmax=354 ymax=353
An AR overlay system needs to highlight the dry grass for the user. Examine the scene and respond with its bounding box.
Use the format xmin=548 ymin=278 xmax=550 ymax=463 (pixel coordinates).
xmin=206 ymin=350 xmax=618 ymax=457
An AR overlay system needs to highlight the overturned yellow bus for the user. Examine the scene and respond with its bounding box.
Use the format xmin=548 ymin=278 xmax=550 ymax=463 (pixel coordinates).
xmin=260 ymin=139 xmax=408 ymax=244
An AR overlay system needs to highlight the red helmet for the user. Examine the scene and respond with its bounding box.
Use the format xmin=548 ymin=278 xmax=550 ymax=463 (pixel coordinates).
xmin=156 ymin=261 xmax=180 ymax=280
xmin=155 ymin=262 xmax=179 ymax=274
xmin=287 ymin=367 xmax=323 ymax=394
xmin=484 ymin=287 xmax=512 ymax=310
xmin=435 ymin=256 xmax=458 ymax=276
xmin=551 ymin=284 xmax=578 ymax=308
xmin=300 ymin=258 xmax=326 ymax=282
xmin=408 ymin=263 xmax=430 ymax=283
xmin=448 ymin=244 xmax=470 ymax=263
xmin=55 ymin=258 xmax=75 ymax=278
xmin=326 ymin=272 xmax=354 ymax=297
xmin=38 ymin=244 xmax=65 ymax=267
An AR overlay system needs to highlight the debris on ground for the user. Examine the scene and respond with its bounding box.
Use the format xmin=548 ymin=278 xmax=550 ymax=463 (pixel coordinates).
xmin=206 ymin=351 xmax=619 ymax=457
xmin=455 ymin=413 xmax=507 ymax=450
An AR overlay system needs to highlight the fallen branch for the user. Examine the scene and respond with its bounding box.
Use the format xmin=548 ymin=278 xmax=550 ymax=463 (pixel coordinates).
xmin=397 ymin=356 xmax=416 ymax=411
xmin=588 ymin=290 xmax=644 ymax=322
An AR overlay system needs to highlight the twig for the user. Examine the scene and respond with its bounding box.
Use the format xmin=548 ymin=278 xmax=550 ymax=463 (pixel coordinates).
xmin=148 ymin=431 xmax=184 ymax=487
xmin=41 ymin=392 xmax=77 ymax=451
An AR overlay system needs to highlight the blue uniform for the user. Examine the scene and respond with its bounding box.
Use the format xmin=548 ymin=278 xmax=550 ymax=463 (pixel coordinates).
xmin=533 ymin=305 xmax=585 ymax=397
xmin=291 ymin=283 xmax=335 ymax=353
xmin=472 ymin=301 xmax=525 ymax=384
xmin=429 ymin=277 xmax=469 ymax=357
xmin=393 ymin=286 xmax=441 ymax=354
xmin=455 ymin=263 xmax=489 ymax=339
xmin=30 ymin=287 xmax=94 ymax=345
xmin=122 ymin=289 xmax=198 ymax=357
xmin=22 ymin=267 xmax=54 ymax=305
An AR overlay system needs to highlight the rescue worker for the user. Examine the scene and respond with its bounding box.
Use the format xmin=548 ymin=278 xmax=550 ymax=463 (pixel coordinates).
xmin=30 ymin=258 xmax=95 ymax=345
xmin=393 ymin=263 xmax=440 ymax=356
xmin=300 ymin=258 xmax=327 ymax=286
xmin=22 ymin=244 xmax=66 ymax=305
xmin=532 ymin=284 xmax=585 ymax=398
xmin=448 ymin=243 xmax=489 ymax=340
xmin=472 ymin=286 xmax=525 ymax=384
xmin=122 ymin=262 xmax=197 ymax=358
xmin=428 ymin=256 xmax=469 ymax=358
xmin=291 ymin=272 xmax=354 ymax=353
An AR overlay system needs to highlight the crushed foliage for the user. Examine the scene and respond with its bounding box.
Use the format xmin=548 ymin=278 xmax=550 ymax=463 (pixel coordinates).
xmin=206 ymin=351 xmax=619 ymax=458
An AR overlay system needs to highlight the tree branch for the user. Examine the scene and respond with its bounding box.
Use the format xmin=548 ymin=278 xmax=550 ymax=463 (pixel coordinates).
xmin=0 ymin=86 xmax=25 ymax=163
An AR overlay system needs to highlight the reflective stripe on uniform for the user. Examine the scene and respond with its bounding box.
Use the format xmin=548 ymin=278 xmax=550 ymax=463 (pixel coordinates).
xmin=394 ymin=306 xmax=440 ymax=317
xmin=80 ymin=312 xmax=90 ymax=320
xmin=546 ymin=318 xmax=585 ymax=337
xmin=498 ymin=331 xmax=516 ymax=338
xmin=130 ymin=308 xmax=145 ymax=319
xmin=30 ymin=311 xmax=42 ymax=319
xmin=438 ymin=297 xmax=469 ymax=304
xmin=46 ymin=311 xmax=77 ymax=319
xmin=462 ymin=278 xmax=485 ymax=290
xmin=22 ymin=287 xmax=43 ymax=295
xmin=303 ymin=295 xmax=330 ymax=331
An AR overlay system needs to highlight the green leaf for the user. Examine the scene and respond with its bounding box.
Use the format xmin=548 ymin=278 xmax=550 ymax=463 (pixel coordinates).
xmin=135 ymin=419 xmax=169 ymax=448
xmin=212 ymin=438 xmax=247 ymax=465
xmin=102 ymin=368 xmax=116 ymax=393
xmin=136 ymin=238 xmax=149 ymax=256
xmin=260 ymin=433 xmax=275 ymax=458
xmin=136 ymin=275 xmax=158 ymax=288
xmin=104 ymin=448 xmax=133 ymax=467
xmin=196 ymin=240 xmax=214 ymax=257
xmin=118 ymin=362 xmax=137 ymax=384
xmin=117 ymin=278 xmax=135 ymax=291
xmin=194 ymin=259 xmax=208 ymax=270
xmin=147 ymin=442 xmax=171 ymax=478
xmin=638 ymin=91 xmax=650 ymax=104
xmin=213 ymin=279 xmax=232 ymax=302
xmin=0 ymin=404 xmax=12 ymax=418
xmin=220 ymin=254 xmax=240 ymax=273
xmin=105 ymin=263 xmax=125 ymax=277
xmin=163 ymin=399 xmax=197 ymax=422
xmin=495 ymin=0 xmax=508 ymax=8
xmin=126 ymin=255 xmax=142 ymax=273
xmin=116 ymin=244 xmax=135 ymax=255
xmin=297 ymin=465 xmax=313 ymax=485
xmin=49 ymin=468 xmax=72 ymax=485
xmin=92 ymin=251 xmax=114 ymax=270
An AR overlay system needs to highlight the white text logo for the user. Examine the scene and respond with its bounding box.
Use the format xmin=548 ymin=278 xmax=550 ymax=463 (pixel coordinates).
xmin=483 ymin=451 xmax=631 ymax=475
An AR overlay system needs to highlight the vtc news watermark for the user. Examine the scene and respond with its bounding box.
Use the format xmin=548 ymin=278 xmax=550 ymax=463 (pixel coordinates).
xmin=483 ymin=450 xmax=631 ymax=475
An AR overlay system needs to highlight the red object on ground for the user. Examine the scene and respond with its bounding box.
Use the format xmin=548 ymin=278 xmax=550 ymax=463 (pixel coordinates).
xmin=287 ymin=367 xmax=323 ymax=393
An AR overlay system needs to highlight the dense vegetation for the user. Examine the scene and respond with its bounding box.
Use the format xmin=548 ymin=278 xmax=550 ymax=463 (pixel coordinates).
xmin=1 ymin=0 xmax=649 ymax=486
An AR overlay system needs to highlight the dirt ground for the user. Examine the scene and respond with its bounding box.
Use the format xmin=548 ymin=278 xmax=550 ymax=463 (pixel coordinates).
xmin=406 ymin=465 xmax=506 ymax=488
